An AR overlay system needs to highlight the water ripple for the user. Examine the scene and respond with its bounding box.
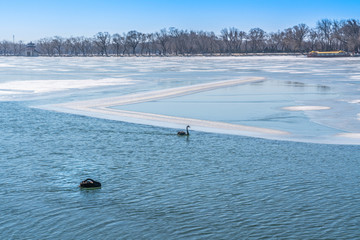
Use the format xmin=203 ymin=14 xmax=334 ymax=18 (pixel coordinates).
xmin=1 ymin=102 xmax=360 ymax=239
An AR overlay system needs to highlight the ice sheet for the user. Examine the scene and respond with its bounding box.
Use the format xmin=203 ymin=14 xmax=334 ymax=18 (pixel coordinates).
xmin=39 ymin=77 xmax=292 ymax=140
xmin=0 ymin=78 xmax=135 ymax=95
xmin=283 ymin=106 xmax=331 ymax=111
xmin=1 ymin=56 xmax=359 ymax=144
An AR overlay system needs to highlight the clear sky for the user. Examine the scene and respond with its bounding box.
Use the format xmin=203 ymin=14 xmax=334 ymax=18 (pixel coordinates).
xmin=1 ymin=0 xmax=359 ymax=42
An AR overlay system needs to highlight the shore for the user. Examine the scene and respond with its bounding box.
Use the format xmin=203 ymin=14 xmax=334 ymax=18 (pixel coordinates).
xmin=4 ymin=53 xmax=306 ymax=58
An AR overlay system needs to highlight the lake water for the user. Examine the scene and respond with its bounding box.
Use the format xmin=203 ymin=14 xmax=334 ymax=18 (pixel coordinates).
xmin=1 ymin=56 xmax=360 ymax=239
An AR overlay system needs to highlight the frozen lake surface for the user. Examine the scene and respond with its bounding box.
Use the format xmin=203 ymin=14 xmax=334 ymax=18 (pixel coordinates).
xmin=2 ymin=56 xmax=359 ymax=144
xmin=1 ymin=56 xmax=360 ymax=239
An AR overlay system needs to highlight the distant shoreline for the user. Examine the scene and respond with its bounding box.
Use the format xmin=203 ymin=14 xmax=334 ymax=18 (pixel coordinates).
xmin=4 ymin=53 xmax=360 ymax=58
xmin=1 ymin=52 xmax=306 ymax=57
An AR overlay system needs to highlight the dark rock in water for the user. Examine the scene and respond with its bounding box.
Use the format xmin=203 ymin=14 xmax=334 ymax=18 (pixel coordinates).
xmin=79 ymin=178 xmax=101 ymax=188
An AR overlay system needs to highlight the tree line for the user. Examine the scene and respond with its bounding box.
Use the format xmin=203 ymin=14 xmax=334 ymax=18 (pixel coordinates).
xmin=1 ymin=18 xmax=359 ymax=56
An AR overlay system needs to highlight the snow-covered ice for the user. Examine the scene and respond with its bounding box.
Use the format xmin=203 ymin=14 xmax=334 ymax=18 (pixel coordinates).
xmin=1 ymin=56 xmax=360 ymax=144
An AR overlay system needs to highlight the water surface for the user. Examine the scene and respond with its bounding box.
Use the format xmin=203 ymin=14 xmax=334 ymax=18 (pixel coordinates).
xmin=1 ymin=57 xmax=360 ymax=239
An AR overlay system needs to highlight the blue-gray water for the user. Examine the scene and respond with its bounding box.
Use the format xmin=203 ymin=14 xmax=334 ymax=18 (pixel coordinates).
xmin=1 ymin=102 xmax=360 ymax=239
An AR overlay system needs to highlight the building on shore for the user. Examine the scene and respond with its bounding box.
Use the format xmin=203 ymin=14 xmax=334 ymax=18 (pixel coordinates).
xmin=26 ymin=42 xmax=37 ymax=56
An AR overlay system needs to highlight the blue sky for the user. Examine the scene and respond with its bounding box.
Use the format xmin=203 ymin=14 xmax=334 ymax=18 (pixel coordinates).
xmin=1 ymin=0 xmax=359 ymax=42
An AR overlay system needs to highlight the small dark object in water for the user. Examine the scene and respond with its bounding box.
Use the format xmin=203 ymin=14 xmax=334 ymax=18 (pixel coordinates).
xmin=79 ymin=178 xmax=101 ymax=188
xmin=177 ymin=125 xmax=190 ymax=136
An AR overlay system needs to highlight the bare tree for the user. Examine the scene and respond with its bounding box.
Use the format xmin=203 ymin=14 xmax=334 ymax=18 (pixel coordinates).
xmin=317 ymin=19 xmax=334 ymax=50
xmin=156 ymin=28 xmax=170 ymax=55
xmin=268 ymin=31 xmax=285 ymax=52
xmin=308 ymin=29 xmax=319 ymax=50
xmin=169 ymin=28 xmax=183 ymax=55
xmin=344 ymin=19 xmax=360 ymax=52
xmin=0 ymin=41 xmax=11 ymax=55
xmin=63 ymin=38 xmax=73 ymax=55
xmin=112 ymin=33 xmax=122 ymax=56
xmin=69 ymin=37 xmax=81 ymax=56
xmin=143 ymin=33 xmax=154 ymax=55
xmin=37 ymin=38 xmax=54 ymax=56
xmin=84 ymin=37 xmax=94 ymax=56
xmin=221 ymin=28 xmax=232 ymax=54
xmin=335 ymin=19 xmax=360 ymax=52
xmin=248 ymin=28 xmax=266 ymax=52
xmin=282 ymin=28 xmax=295 ymax=52
xmin=293 ymin=24 xmax=309 ymax=52
xmin=149 ymin=33 xmax=159 ymax=55
xmin=126 ymin=30 xmax=141 ymax=55
xmin=120 ymin=33 xmax=129 ymax=55
xmin=94 ymin=32 xmax=111 ymax=56
xmin=207 ymin=32 xmax=219 ymax=54
xmin=15 ymin=41 xmax=25 ymax=56
xmin=52 ymin=36 xmax=64 ymax=56
xmin=139 ymin=33 xmax=148 ymax=55
xmin=221 ymin=27 xmax=245 ymax=54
